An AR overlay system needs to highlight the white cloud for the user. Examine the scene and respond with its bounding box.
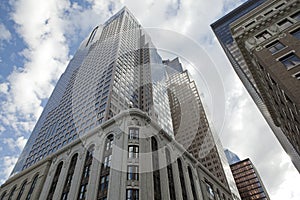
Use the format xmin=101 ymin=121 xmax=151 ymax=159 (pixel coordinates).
xmin=0 ymin=156 xmax=18 ymax=185
xmin=0 ymin=23 xmax=11 ymax=42
xmin=3 ymin=136 xmax=27 ymax=151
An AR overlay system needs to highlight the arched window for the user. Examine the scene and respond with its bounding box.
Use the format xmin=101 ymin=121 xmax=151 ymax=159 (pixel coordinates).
xmin=188 ymin=166 xmax=198 ymax=200
xmin=97 ymin=135 xmax=114 ymax=200
xmin=47 ymin=162 xmax=63 ymax=200
xmin=16 ymin=180 xmax=27 ymax=200
xmin=165 ymin=148 xmax=176 ymax=200
xmin=26 ymin=175 xmax=39 ymax=200
xmin=177 ymin=159 xmax=187 ymax=200
xmin=8 ymin=185 xmax=16 ymax=200
xmin=0 ymin=191 xmax=6 ymax=200
xmin=151 ymin=137 xmax=161 ymax=200
xmin=61 ymin=154 xmax=78 ymax=200
xmin=78 ymin=146 xmax=95 ymax=200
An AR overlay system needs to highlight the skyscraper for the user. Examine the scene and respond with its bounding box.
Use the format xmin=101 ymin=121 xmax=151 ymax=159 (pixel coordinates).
xmin=12 ymin=7 xmax=173 ymax=174
xmin=230 ymin=158 xmax=270 ymax=200
xmin=165 ymin=58 xmax=240 ymax=200
xmin=224 ymin=149 xmax=241 ymax=165
xmin=211 ymin=0 xmax=300 ymax=172
xmin=0 ymin=7 xmax=238 ymax=200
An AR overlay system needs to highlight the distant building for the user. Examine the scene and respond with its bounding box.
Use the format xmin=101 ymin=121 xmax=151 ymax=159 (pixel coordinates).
xmin=224 ymin=149 xmax=241 ymax=165
xmin=230 ymin=158 xmax=270 ymax=200
xmin=211 ymin=0 xmax=300 ymax=172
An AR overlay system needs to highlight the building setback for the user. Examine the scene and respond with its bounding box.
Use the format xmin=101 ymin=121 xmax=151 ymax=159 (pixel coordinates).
xmin=211 ymin=0 xmax=300 ymax=172
xmin=230 ymin=158 xmax=270 ymax=200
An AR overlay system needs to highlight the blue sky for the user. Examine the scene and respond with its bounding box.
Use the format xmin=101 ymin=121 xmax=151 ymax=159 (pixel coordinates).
xmin=0 ymin=0 xmax=299 ymax=199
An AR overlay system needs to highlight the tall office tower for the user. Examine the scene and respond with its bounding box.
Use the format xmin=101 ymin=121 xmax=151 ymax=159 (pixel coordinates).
xmin=165 ymin=58 xmax=241 ymax=200
xmin=230 ymin=158 xmax=270 ymax=200
xmin=224 ymin=149 xmax=241 ymax=165
xmin=12 ymin=7 xmax=174 ymax=175
xmin=211 ymin=0 xmax=300 ymax=172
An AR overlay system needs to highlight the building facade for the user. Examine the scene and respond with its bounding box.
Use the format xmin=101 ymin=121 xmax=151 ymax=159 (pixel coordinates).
xmin=165 ymin=59 xmax=240 ymax=200
xmin=230 ymin=158 xmax=270 ymax=200
xmin=0 ymin=110 xmax=234 ymax=200
xmin=211 ymin=0 xmax=300 ymax=172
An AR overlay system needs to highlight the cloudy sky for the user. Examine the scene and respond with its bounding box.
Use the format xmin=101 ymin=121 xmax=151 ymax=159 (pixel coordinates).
xmin=0 ymin=0 xmax=299 ymax=199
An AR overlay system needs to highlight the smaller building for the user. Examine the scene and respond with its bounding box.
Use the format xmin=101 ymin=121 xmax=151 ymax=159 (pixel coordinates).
xmin=224 ymin=149 xmax=241 ymax=165
xmin=230 ymin=158 xmax=270 ymax=200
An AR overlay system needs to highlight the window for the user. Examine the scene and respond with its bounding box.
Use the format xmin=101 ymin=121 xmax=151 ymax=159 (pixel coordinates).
xmin=277 ymin=19 xmax=293 ymax=30
xmin=16 ymin=181 xmax=27 ymax=200
xmin=165 ymin=149 xmax=176 ymax=200
xmin=126 ymin=189 xmax=139 ymax=200
xmin=205 ymin=181 xmax=215 ymax=199
xmin=105 ymin=134 xmax=114 ymax=150
xmin=177 ymin=159 xmax=187 ymax=200
xmin=151 ymin=137 xmax=161 ymax=200
xmin=61 ymin=154 xmax=78 ymax=200
xmin=78 ymin=146 xmax=94 ymax=200
xmin=97 ymin=135 xmax=113 ymax=199
xmin=266 ymin=41 xmax=285 ymax=54
xmin=279 ymin=53 xmax=300 ymax=69
xmin=8 ymin=186 xmax=16 ymax=200
xmin=291 ymin=28 xmax=300 ymax=40
xmin=292 ymin=71 xmax=300 ymax=80
xmin=128 ymin=128 xmax=139 ymax=140
xmin=256 ymin=31 xmax=271 ymax=42
xmin=99 ymin=175 xmax=109 ymax=191
xmin=104 ymin=155 xmax=112 ymax=168
xmin=291 ymin=11 xmax=300 ymax=21
xmin=127 ymin=165 xmax=139 ymax=180
xmin=188 ymin=167 xmax=198 ymax=200
xmin=26 ymin=175 xmax=39 ymax=200
xmin=47 ymin=162 xmax=63 ymax=200
xmin=128 ymin=146 xmax=139 ymax=158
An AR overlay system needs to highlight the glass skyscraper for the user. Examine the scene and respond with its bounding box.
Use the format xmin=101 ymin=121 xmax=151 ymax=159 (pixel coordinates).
xmin=12 ymin=7 xmax=173 ymax=174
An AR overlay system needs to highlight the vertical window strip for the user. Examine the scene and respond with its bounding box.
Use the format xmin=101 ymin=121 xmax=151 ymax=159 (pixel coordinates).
xmin=47 ymin=162 xmax=63 ymax=200
xmin=26 ymin=175 xmax=39 ymax=200
xmin=97 ymin=135 xmax=114 ymax=200
xmin=188 ymin=167 xmax=198 ymax=200
xmin=151 ymin=137 xmax=161 ymax=200
xmin=61 ymin=154 xmax=78 ymax=200
xmin=78 ymin=147 xmax=94 ymax=200
xmin=165 ymin=149 xmax=176 ymax=200
xmin=16 ymin=181 xmax=27 ymax=200
xmin=177 ymin=159 xmax=188 ymax=200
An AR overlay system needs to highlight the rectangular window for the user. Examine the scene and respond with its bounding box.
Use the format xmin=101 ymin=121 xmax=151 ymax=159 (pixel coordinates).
xmin=99 ymin=175 xmax=109 ymax=191
xmin=127 ymin=165 xmax=139 ymax=180
xmin=266 ymin=41 xmax=285 ymax=54
xmin=291 ymin=28 xmax=300 ymax=40
xmin=279 ymin=53 xmax=300 ymax=69
xmin=256 ymin=30 xmax=271 ymax=42
xmin=205 ymin=181 xmax=215 ymax=199
xmin=292 ymin=71 xmax=300 ymax=80
xmin=104 ymin=155 xmax=112 ymax=168
xmin=128 ymin=128 xmax=139 ymax=140
xmin=128 ymin=146 xmax=139 ymax=158
xmin=277 ymin=19 xmax=293 ymax=30
xmin=291 ymin=11 xmax=300 ymax=21
xmin=126 ymin=189 xmax=139 ymax=200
